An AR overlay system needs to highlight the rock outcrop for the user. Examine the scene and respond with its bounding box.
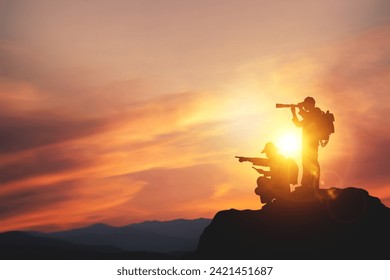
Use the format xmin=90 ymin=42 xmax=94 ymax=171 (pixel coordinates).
xmin=196 ymin=187 xmax=390 ymax=259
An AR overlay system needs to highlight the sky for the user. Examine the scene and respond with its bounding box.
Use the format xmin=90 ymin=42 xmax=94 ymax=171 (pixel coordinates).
xmin=0 ymin=0 xmax=389 ymax=232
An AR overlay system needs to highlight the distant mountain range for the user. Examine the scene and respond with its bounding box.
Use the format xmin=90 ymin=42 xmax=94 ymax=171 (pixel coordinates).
xmin=3 ymin=186 xmax=388 ymax=260
xmin=0 ymin=218 xmax=211 ymax=260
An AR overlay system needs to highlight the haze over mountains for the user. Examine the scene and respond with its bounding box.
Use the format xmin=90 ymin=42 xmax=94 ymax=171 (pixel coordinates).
xmin=0 ymin=218 xmax=211 ymax=259
xmin=33 ymin=218 xmax=211 ymax=253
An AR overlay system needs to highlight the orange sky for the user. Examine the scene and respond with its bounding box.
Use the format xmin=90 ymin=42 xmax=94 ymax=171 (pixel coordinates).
xmin=0 ymin=0 xmax=389 ymax=232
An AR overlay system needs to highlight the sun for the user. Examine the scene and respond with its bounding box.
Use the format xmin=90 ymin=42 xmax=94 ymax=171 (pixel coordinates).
xmin=276 ymin=132 xmax=301 ymax=157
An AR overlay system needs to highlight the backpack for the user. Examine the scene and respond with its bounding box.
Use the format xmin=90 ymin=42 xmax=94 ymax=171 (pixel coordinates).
xmin=286 ymin=158 xmax=299 ymax=185
xmin=317 ymin=110 xmax=335 ymax=147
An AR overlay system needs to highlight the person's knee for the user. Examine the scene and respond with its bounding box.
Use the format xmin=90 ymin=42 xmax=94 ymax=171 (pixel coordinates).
xmin=257 ymin=176 xmax=270 ymax=187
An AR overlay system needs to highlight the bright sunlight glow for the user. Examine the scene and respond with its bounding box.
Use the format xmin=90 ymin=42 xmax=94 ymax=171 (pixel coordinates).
xmin=276 ymin=132 xmax=301 ymax=157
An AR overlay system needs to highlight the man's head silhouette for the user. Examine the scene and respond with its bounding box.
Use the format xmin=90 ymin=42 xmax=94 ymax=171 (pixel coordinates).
xmin=261 ymin=142 xmax=278 ymax=158
xmin=301 ymin=96 xmax=315 ymax=110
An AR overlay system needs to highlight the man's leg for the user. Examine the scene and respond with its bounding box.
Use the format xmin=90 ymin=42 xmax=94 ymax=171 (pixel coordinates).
xmin=301 ymin=150 xmax=311 ymax=188
xmin=311 ymin=159 xmax=320 ymax=190
xmin=302 ymin=143 xmax=320 ymax=189
xmin=308 ymin=144 xmax=320 ymax=190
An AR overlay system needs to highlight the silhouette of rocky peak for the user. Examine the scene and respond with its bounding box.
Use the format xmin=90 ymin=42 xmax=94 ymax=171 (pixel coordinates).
xmin=196 ymin=187 xmax=390 ymax=259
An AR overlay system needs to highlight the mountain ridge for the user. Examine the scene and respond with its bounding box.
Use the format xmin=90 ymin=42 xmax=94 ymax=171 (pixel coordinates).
xmin=196 ymin=186 xmax=390 ymax=260
xmin=1 ymin=218 xmax=211 ymax=259
xmin=1 ymin=187 xmax=389 ymax=260
xmin=26 ymin=217 xmax=211 ymax=236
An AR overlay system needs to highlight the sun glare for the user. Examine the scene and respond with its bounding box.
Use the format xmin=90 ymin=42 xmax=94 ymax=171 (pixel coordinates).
xmin=276 ymin=132 xmax=301 ymax=157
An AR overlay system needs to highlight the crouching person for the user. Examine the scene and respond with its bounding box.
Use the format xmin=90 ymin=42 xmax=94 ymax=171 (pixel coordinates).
xmin=236 ymin=142 xmax=298 ymax=205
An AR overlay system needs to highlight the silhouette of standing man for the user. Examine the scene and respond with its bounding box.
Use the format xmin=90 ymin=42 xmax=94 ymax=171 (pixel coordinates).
xmin=290 ymin=97 xmax=322 ymax=190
